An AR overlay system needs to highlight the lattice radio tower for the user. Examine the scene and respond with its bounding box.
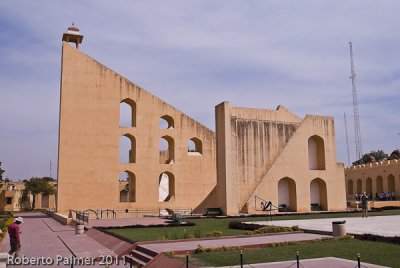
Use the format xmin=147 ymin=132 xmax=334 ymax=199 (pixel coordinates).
xmin=349 ymin=42 xmax=363 ymax=160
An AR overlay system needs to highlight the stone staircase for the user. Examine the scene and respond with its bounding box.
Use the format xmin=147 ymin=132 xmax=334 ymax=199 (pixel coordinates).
xmin=126 ymin=245 xmax=159 ymax=267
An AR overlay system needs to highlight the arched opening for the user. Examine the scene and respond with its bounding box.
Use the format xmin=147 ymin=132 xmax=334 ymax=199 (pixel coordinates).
xmin=356 ymin=179 xmax=362 ymax=193
xmin=160 ymin=115 xmax=174 ymax=129
xmin=119 ymin=171 xmax=136 ymax=202
xmin=376 ymin=176 xmax=383 ymax=193
xmin=159 ymin=136 xmax=174 ymax=164
xmin=278 ymin=177 xmax=297 ymax=211
xmin=388 ymin=174 xmax=395 ymax=193
xmin=347 ymin=180 xmax=354 ymax=195
xmin=366 ymin=177 xmax=372 ymax=196
xmin=308 ymin=135 xmax=326 ymax=170
xmin=159 ymin=172 xmax=175 ymax=202
xmin=310 ymin=178 xmax=328 ymax=211
xmin=119 ymin=134 xmax=136 ymax=163
xmin=188 ymin=137 xmax=202 ymax=155
xmin=120 ymin=99 xmax=136 ymax=127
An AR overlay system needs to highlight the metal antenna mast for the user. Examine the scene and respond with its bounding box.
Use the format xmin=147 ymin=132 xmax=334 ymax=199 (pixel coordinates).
xmin=349 ymin=42 xmax=363 ymax=160
xmin=344 ymin=112 xmax=351 ymax=166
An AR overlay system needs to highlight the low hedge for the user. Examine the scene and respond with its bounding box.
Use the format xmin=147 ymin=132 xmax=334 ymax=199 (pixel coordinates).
xmin=229 ymin=221 xmax=298 ymax=234
xmin=359 ymin=233 xmax=400 ymax=245
xmin=229 ymin=221 xmax=264 ymax=231
xmin=195 ymin=244 xmax=242 ymax=253
xmin=0 ymin=217 xmax=14 ymax=240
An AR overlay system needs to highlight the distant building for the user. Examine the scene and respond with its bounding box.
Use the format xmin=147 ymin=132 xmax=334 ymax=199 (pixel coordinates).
xmin=0 ymin=181 xmax=57 ymax=212
xmin=345 ymin=159 xmax=400 ymax=206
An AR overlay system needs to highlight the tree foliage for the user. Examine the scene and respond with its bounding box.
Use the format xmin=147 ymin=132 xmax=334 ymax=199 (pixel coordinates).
xmin=352 ymin=150 xmax=389 ymax=165
xmin=0 ymin=162 xmax=5 ymax=188
xmin=0 ymin=162 xmax=4 ymax=180
xmin=24 ymin=177 xmax=56 ymax=210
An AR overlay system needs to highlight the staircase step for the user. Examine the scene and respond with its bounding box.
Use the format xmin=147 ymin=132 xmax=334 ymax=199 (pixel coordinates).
xmin=124 ymin=255 xmax=146 ymax=267
xmin=131 ymin=249 xmax=153 ymax=263
xmin=136 ymin=245 xmax=159 ymax=257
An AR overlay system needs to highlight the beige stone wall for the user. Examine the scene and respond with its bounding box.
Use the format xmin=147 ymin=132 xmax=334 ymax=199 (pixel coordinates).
xmin=216 ymin=102 xmax=346 ymax=214
xmin=57 ymin=41 xmax=348 ymax=217
xmin=57 ymin=43 xmax=216 ymax=215
xmin=345 ymin=160 xmax=400 ymax=200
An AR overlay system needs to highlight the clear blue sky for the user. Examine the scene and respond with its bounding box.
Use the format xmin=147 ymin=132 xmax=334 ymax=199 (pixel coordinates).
xmin=0 ymin=1 xmax=399 ymax=180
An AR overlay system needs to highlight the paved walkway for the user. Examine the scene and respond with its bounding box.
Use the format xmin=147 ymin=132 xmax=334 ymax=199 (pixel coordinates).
xmin=248 ymin=215 xmax=400 ymax=237
xmin=219 ymin=257 xmax=388 ymax=268
xmin=140 ymin=233 xmax=328 ymax=253
xmin=0 ymin=213 xmax=123 ymax=267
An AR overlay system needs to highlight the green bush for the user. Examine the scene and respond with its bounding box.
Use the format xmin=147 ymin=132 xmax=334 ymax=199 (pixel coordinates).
xmin=0 ymin=217 xmax=14 ymax=240
xmin=245 ymin=225 xmax=298 ymax=235
xmin=205 ymin=231 xmax=223 ymax=237
xmin=195 ymin=244 xmax=241 ymax=253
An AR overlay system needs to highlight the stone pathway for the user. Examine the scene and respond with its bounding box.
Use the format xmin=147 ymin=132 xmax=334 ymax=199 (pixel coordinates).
xmin=0 ymin=213 xmax=124 ymax=267
xmin=248 ymin=215 xmax=400 ymax=237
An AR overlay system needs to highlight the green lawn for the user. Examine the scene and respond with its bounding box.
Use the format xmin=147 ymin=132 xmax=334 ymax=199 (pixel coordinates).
xmin=107 ymin=209 xmax=400 ymax=242
xmin=187 ymin=239 xmax=400 ymax=267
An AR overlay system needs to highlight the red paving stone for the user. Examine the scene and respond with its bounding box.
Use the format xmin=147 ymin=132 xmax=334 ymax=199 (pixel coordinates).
xmin=0 ymin=213 xmax=125 ymax=267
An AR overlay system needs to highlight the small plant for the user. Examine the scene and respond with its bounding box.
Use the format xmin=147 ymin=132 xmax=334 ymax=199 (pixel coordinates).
xmin=195 ymin=244 xmax=242 ymax=253
xmin=205 ymin=231 xmax=222 ymax=237
xmin=187 ymin=234 xmax=195 ymax=239
xmin=158 ymin=235 xmax=167 ymax=240
xmin=195 ymin=244 xmax=206 ymax=253
xmin=244 ymin=231 xmax=254 ymax=235
xmin=253 ymin=225 xmax=291 ymax=234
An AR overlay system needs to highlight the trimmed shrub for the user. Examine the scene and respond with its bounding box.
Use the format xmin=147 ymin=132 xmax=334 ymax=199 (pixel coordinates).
xmin=195 ymin=244 xmax=241 ymax=253
xmin=359 ymin=233 xmax=400 ymax=245
xmin=205 ymin=231 xmax=222 ymax=237
xmin=229 ymin=221 xmax=264 ymax=231
xmin=243 ymin=225 xmax=299 ymax=235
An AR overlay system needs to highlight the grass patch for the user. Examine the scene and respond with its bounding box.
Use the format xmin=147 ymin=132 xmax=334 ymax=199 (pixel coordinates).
xmin=189 ymin=239 xmax=400 ymax=267
xmin=106 ymin=209 xmax=400 ymax=242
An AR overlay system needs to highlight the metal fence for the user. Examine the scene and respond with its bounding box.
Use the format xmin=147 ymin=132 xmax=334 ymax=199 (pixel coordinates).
xmin=66 ymin=208 xmax=193 ymax=220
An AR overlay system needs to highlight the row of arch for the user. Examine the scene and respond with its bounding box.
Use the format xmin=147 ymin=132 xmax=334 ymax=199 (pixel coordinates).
xmin=347 ymin=174 xmax=398 ymax=195
xmin=119 ymin=171 xmax=175 ymax=203
xmin=119 ymin=99 xmax=203 ymax=163
xmin=277 ymin=177 xmax=328 ymax=211
xmin=120 ymin=99 xmax=175 ymax=129
xmin=119 ymin=135 xmax=203 ymax=164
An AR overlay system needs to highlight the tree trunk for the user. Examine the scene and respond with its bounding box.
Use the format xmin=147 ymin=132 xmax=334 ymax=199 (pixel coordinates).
xmin=32 ymin=194 xmax=36 ymax=210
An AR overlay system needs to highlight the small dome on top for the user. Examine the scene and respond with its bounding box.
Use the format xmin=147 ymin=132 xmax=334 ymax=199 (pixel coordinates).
xmin=67 ymin=23 xmax=80 ymax=35
xmin=62 ymin=22 xmax=84 ymax=49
